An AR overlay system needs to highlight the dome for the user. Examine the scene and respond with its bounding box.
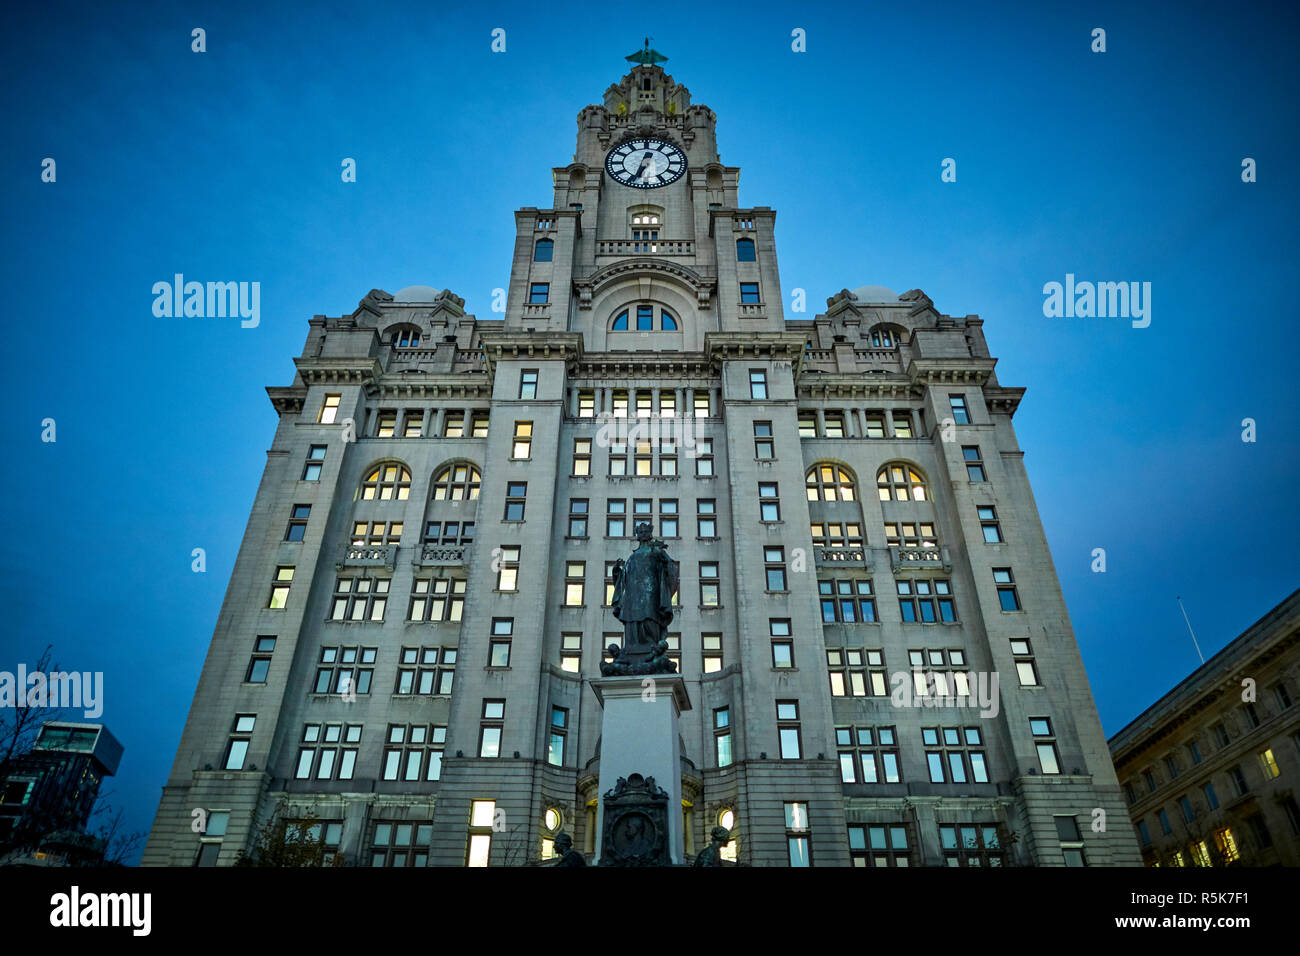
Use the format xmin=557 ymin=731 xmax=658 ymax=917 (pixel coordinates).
xmin=393 ymin=285 xmax=442 ymax=302
xmin=851 ymin=284 xmax=899 ymax=303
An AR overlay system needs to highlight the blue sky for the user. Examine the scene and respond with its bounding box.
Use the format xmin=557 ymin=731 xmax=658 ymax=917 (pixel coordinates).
xmin=1 ymin=0 xmax=1296 ymax=861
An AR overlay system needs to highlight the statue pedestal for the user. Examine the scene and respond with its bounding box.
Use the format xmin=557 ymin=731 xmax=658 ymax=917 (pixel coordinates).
xmin=590 ymin=675 xmax=691 ymax=865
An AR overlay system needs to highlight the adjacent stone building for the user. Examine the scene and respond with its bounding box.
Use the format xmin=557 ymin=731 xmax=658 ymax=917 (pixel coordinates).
xmin=1110 ymin=589 xmax=1300 ymax=866
xmin=143 ymin=55 xmax=1140 ymax=867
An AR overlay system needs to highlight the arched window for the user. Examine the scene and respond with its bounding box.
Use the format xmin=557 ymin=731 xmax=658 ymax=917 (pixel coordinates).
xmin=361 ymin=462 xmax=412 ymax=501
xmin=534 ymin=238 xmax=553 ymax=262
xmin=806 ymin=463 xmax=857 ymax=502
xmin=736 ymin=238 xmax=756 ymax=262
xmin=869 ymin=324 xmax=906 ymax=348
xmin=389 ymin=325 xmax=421 ymax=348
xmin=718 ymin=807 xmax=738 ymax=863
xmin=432 ymin=462 xmax=481 ymax=501
xmin=876 ymin=462 xmax=928 ymax=502
xmin=610 ymin=305 xmax=678 ymax=332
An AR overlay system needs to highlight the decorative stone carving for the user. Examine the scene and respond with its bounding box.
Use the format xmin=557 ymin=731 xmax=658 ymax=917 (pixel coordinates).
xmin=598 ymin=773 xmax=671 ymax=866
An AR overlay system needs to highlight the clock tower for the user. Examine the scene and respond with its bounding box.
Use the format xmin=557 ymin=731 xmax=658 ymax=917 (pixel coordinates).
xmin=502 ymin=47 xmax=785 ymax=349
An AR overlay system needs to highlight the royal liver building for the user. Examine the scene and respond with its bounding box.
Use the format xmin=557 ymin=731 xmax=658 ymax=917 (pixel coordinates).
xmin=144 ymin=50 xmax=1141 ymax=867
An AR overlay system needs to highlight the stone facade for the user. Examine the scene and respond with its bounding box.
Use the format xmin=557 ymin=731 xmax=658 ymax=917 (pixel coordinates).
xmin=1111 ymin=590 xmax=1300 ymax=867
xmin=143 ymin=61 xmax=1140 ymax=868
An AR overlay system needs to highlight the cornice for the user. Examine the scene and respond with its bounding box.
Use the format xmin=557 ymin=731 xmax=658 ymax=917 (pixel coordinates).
xmin=905 ymin=357 xmax=996 ymax=387
xmin=266 ymin=385 xmax=306 ymax=415
xmin=292 ymin=357 xmax=384 ymax=385
xmin=478 ymin=331 xmax=585 ymax=375
xmin=571 ymin=352 xmax=714 ymax=379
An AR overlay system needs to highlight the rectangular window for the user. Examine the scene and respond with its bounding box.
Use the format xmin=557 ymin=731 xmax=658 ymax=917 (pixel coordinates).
xmin=777 ymin=701 xmax=801 ymax=759
xmin=519 ymin=370 xmax=538 ymax=400
xmin=891 ymin=410 xmax=913 ymax=438
xmin=697 ymin=499 xmax=717 ymax=537
xmin=246 ymin=636 xmax=276 ymax=683
xmin=607 ymin=499 xmax=626 ymax=538
xmin=699 ymin=563 xmax=720 ymax=607
xmin=560 ymin=633 xmax=582 ymax=673
xmin=993 ymin=568 xmax=1021 ymax=611
xmin=285 ymin=504 xmax=310 ymax=542
xmin=573 ymin=438 xmax=591 ymax=476
xmin=565 ymin=562 xmax=585 ymax=605
xmin=949 ymin=395 xmax=970 ymax=424
xmin=749 ymin=370 xmax=767 ymax=399
xmin=529 ymin=283 xmax=549 ymax=304
xmin=471 ymin=410 xmax=490 ymax=437
xmin=479 ymin=701 xmax=505 ymax=758
xmin=847 ymin=823 xmax=911 ymax=867
xmin=978 ymin=505 xmax=1003 ymax=543
xmin=740 ymin=282 xmax=760 ymax=304
xmin=504 ymin=482 xmax=527 ymax=521
xmin=764 ymin=547 xmax=786 ymax=591
xmin=318 ymin=393 xmax=341 ymax=424
xmin=1259 ymin=748 xmax=1281 ymax=779
xmin=497 ymin=546 xmax=520 ymax=591
xmin=512 ymin=421 xmax=532 ymax=459
xmin=702 ymin=634 xmax=723 ymax=673
xmin=714 ymin=707 xmax=732 ymax=768
xmin=797 ymin=410 xmax=817 ymax=438
xmin=568 ymin=498 xmax=589 ymax=537
xmin=693 ymin=389 xmax=712 ymax=418
xmin=303 ymin=444 xmax=327 ymax=481
xmin=695 ymin=438 xmax=714 ymax=476
xmin=823 ymin=411 xmax=845 ymax=438
xmin=268 ymin=566 xmax=294 ymax=609
xmin=1031 ymin=717 xmax=1061 ymax=775
xmin=442 ymin=410 xmax=465 ymax=438
xmin=659 ymin=499 xmax=678 ymax=537
xmin=403 ymin=410 xmax=424 ymax=438
xmin=759 ymin=483 xmax=780 ymax=522
xmin=863 ymin=412 xmax=885 ymax=439
xmin=489 ymin=619 xmax=513 ymax=668
xmin=548 ymin=707 xmax=568 ymax=767
xmin=1010 ymin=638 xmax=1039 ymax=686
xmin=962 ymin=445 xmax=985 ymax=481
xmin=408 ymin=577 xmax=466 ymax=622
xmin=467 ymin=801 xmax=495 ymax=867
xmin=375 ymin=410 xmax=397 ymax=438
xmin=225 ymin=714 xmax=255 ymax=770
xmin=753 ymin=422 xmax=774 ymax=459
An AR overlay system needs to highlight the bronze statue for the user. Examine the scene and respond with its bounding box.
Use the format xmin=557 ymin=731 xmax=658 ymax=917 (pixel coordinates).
xmin=552 ymin=831 xmax=586 ymax=867
xmin=602 ymin=522 xmax=679 ymax=676
xmin=693 ymin=826 xmax=732 ymax=867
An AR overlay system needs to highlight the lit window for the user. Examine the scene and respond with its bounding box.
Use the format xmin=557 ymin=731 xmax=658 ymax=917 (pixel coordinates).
xmin=318 ymin=393 xmax=341 ymax=424
xmin=497 ymin=546 xmax=520 ymax=591
xmin=268 ymin=567 xmax=294 ymax=609
xmin=876 ymin=462 xmax=928 ymax=501
xmin=806 ymin=463 xmax=856 ymax=502
xmin=513 ymin=422 xmax=532 ymax=459
xmin=361 ymin=463 xmax=412 ymax=501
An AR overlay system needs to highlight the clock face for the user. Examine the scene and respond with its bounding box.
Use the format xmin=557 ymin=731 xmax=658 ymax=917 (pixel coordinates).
xmin=605 ymin=139 xmax=686 ymax=189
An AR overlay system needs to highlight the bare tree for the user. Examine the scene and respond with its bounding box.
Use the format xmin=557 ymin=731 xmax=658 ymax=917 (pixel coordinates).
xmin=0 ymin=644 xmax=68 ymax=765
